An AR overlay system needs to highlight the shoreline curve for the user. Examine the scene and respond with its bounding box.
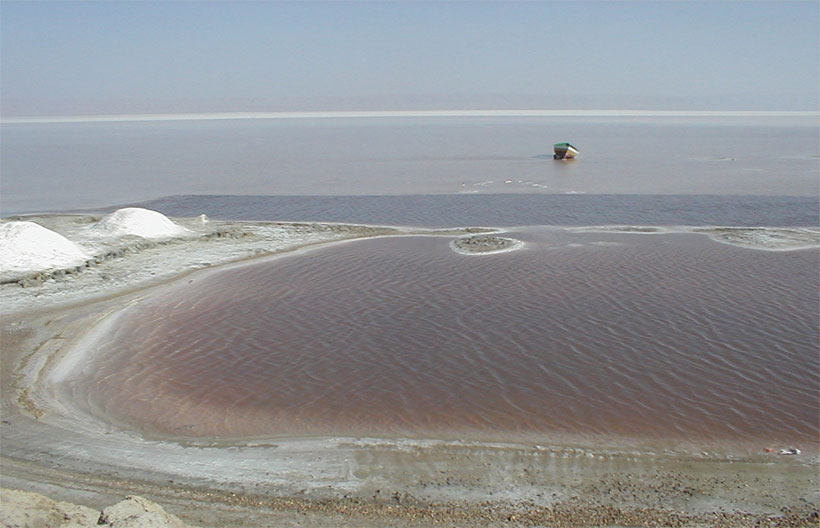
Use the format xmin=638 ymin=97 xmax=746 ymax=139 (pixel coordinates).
xmin=1 ymin=213 xmax=818 ymax=527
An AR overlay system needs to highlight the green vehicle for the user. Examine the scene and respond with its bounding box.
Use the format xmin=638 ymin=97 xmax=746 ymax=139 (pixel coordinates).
xmin=553 ymin=142 xmax=579 ymax=160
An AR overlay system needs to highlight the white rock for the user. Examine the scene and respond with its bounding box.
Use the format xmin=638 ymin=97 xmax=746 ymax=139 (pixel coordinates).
xmin=0 ymin=489 xmax=193 ymax=528
xmin=99 ymin=495 xmax=190 ymax=528
xmin=0 ymin=488 xmax=99 ymax=527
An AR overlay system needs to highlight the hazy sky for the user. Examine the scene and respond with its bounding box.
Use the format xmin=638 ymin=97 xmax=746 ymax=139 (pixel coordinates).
xmin=2 ymin=1 xmax=818 ymax=115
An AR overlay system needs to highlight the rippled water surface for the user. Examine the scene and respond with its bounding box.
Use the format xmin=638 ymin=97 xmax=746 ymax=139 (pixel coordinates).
xmin=67 ymin=230 xmax=819 ymax=447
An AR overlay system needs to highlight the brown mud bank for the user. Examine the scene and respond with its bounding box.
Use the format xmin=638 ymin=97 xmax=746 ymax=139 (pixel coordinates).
xmin=0 ymin=216 xmax=817 ymax=527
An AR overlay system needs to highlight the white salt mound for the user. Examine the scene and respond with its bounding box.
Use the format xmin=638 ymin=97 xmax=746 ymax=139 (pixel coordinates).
xmin=91 ymin=208 xmax=190 ymax=239
xmin=0 ymin=221 xmax=90 ymax=275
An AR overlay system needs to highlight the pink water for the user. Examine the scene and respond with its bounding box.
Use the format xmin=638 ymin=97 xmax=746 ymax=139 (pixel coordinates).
xmin=66 ymin=230 xmax=819 ymax=449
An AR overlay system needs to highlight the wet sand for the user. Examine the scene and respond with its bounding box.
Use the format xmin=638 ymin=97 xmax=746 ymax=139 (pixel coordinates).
xmin=1 ymin=215 xmax=818 ymax=527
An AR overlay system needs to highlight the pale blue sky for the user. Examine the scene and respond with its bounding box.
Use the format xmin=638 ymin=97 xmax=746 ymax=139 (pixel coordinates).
xmin=2 ymin=1 xmax=818 ymax=115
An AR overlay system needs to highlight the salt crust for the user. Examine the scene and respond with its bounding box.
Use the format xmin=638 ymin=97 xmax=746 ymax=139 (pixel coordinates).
xmin=89 ymin=207 xmax=190 ymax=239
xmin=0 ymin=221 xmax=90 ymax=274
xmin=0 ymin=208 xmax=192 ymax=279
xmin=568 ymin=225 xmax=820 ymax=251
xmin=0 ymin=211 xmax=407 ymax=314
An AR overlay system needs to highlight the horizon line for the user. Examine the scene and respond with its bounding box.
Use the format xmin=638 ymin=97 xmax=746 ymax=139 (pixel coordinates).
xmin=3 ymin=109 xmax=818 ymax=124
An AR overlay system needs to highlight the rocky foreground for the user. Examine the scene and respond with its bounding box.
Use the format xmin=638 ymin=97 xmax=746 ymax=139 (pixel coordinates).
xmin=0 ymin=488 xmax=189 ymax=528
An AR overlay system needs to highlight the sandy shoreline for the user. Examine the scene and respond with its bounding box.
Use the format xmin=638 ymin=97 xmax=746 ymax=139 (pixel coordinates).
xmin=1 ymin=214 xmax=818 ymax=527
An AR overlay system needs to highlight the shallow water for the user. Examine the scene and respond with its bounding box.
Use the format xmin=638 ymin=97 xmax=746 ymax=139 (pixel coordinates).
xmin=11 ymin=115 xmax=817 ymax=450
xmin=137 ymin=193 xmax=819 ymax=228
xmin=63 ymin=230 xmax=819 ymax=448
xmin=2 ymin=114 xmax=818 ymax=215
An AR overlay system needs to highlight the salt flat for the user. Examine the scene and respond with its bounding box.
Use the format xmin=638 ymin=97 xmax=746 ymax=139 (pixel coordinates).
xmin=1 ymin=211 xmax=817 ymax=527
xmin=4 ymin=109 xmax=817 ymax=124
